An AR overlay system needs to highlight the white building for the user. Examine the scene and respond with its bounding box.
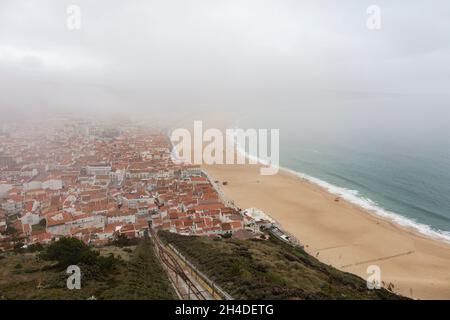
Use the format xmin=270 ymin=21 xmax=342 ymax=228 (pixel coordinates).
xmin=24 ymin=180 xmax=42 ymax=191
xmin=242 ymin=207 xmax=275 ymax=229
xmin=20 ymin=211 xmax=41 ymax=226
xmin=86 ymin=164 xmax=111 ymax=176
xmin=42 ymin=177 xmax=63 ymax=190
xmin=0 ymin=183 xmax=13 ymax=198
xmin=2 ymin=199 xmax=22 ymax=214
xmin=0 ymin=219 xmax=6 ymax=233
xmin=46 ymin=212 xmax=72 ymax=235
xmin=107 ymin=211 xmax=136 ymax=224
xmin=69 ymin=214 xmax=106 ymax=230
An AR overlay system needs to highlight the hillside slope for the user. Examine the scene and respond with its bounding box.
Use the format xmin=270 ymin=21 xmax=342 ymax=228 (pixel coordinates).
xmin=0 ymin=239 xmax=176 ymax=300
xmin=159 ymin=231 xmax=406 ymax=300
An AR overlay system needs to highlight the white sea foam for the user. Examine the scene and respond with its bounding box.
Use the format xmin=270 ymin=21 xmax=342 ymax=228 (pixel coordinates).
xmin=228 ymin=128 xmax=450 ymax=244
xmin=282 ymin=167 xmax=450 ymax=244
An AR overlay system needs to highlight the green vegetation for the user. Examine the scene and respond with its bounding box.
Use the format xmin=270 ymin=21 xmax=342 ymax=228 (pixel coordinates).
xmin=102 ymin=239 xmax=176 ymax=300
xmin=159 ymin=231 xmax=406 ymax=300
xmin=111 ymin=233 xmax=139 ymax=247
xmin=1 ymin=231 xmax=407 ymax=300
xmin=40 ymin=237 xmax=117 ymax=272
xmin=4 ymin=226 xmax=17 ymax=235
xmin=0 ymin=238 xmax=176 ymax=300
xmin=26 ymin=243 xmax=44 ymax=253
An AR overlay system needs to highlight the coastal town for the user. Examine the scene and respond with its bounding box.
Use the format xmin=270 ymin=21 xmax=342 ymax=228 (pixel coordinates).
xmin=0 ymin=119 xmax=275 ymax=251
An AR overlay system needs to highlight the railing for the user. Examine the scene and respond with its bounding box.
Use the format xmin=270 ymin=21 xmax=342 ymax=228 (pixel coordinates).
xmin=269 ymin=227 xmax=303 ymax=248
xmin=151 ymin=230 xmax=209 ymax=300
xmin=168 ymin=243 xmax=234 ymax=300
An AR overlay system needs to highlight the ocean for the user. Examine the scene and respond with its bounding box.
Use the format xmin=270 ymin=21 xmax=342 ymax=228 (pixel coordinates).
xmin=279 ymin=135 xmax=450 ymax=243
xmin=230 ymin=95 xmax=450 ymax=243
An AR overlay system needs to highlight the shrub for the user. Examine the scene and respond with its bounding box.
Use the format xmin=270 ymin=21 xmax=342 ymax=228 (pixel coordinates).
xmin=221 ymin=232 xmax=232 ymax=239
xmin=40 ymin=238 xmax=117 ymax=271
xmin=96 ymin=254 xmax=118 ymax=272
xmin=112 ymin=234 xmax=138 ymax=247
xmin=13 ymin=240 xmax=25 ymax=254
xmin=5 ymin=226 xmax=17 ymax=235
xmin=27 ymin=243 xmax=44 ymax=253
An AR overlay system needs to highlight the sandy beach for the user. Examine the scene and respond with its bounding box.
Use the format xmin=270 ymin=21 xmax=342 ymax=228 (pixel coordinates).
xmin=204 ymin=163 xmax=450 ymax=300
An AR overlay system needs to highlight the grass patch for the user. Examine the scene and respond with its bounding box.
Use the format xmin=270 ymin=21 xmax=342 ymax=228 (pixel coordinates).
xmin=101 ymin=239 xmax=176 ymax=300
xmin=159 ymin=231 xmax=406 ymax=300
xmin=0 ymin=238 xmax=176 ymax=300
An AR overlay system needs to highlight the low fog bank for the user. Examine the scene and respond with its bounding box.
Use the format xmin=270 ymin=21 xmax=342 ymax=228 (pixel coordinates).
xmin=1 ymin=0 xmax=449 ymax=139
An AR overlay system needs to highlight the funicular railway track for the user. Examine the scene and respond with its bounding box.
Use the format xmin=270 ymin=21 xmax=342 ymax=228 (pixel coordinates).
xmin=150 ymin=229 xmax=211 ymax=300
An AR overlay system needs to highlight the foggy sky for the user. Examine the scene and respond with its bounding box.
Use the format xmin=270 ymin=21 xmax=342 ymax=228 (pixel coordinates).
xmin=1 ymin=0 xmax=449 ymax=133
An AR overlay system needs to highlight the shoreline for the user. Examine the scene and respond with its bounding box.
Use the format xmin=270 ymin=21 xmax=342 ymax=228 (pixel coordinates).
xmin=279 ymin=165 xmax=450 ymax=245
xmin=227 ymin=129 xmax=450 ymax=245
xmin=203 ymin=162 xmax=450 ymax=300
xmin=280 ymin=167 xmax=450 ymax=245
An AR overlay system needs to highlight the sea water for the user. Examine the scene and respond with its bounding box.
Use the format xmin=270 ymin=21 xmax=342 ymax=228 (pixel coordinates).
xmin=232 ymin=95 xmax=450 ymax=243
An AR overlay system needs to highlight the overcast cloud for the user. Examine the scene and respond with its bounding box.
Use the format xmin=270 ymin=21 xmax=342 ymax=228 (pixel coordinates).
xmin=0 ymin=0 xmax=449 ymax=132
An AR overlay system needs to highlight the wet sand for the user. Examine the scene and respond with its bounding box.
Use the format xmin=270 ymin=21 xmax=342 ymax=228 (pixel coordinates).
xmin=204 ymin=163 xmax=450 ymax=300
